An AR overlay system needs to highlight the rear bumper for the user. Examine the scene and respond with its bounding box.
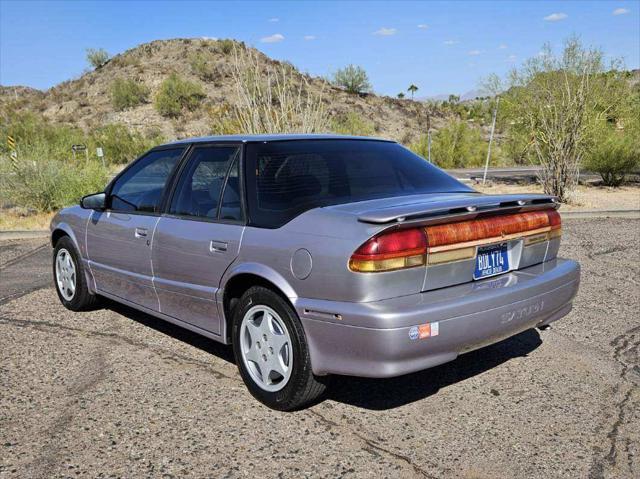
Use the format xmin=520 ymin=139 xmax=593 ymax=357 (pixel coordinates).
xmin=295 ymin=258 xmax=580 ymax=378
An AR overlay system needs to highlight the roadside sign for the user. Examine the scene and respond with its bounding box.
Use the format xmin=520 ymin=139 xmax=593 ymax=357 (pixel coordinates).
xmin=72 ymin=144 xmax=89 ymax=162
xmin=7 ymin=135 xmax=18 ymax=169
xmin=96 ymin=147 xmax=105 ymax=167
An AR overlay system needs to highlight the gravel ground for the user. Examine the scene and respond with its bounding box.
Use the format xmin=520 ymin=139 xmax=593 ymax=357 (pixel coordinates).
xmin=0 ymin=218 xmax=638 ymax=478
xmin=0 ymin=238 xmax=48 ymax=269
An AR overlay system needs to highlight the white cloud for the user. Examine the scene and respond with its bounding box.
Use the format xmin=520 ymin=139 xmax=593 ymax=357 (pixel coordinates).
xmin=201 ymin=36 xmax=218 ymax=41
xmin=498 ymin=44 xmax=508 ymax=49
xmin=260 ymin=33 xmax=284 ymax=43
xmin=612 ymin=8 xmax=630 ymax=15
xmin=268 ymin=17 xmax=279 ymax=22
xmin=544 ymin=12 xmax=568 ymax=21
xmin=468 ymin=50 xmax=482 ymax=56
xmin=373 ymin=27 xmax=397 ymax=36
xmin=303 ymin=35 xmax=316 ymax=41
xmin=443 ymin=40 xmax=459 ymax=45
xmin=507 ymin=54 xmax=517 ymax=62
xmin=417 ymin=24 xmax=429 ymax=29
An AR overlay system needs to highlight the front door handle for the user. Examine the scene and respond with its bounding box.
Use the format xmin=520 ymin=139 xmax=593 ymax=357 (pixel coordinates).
xmin=135 ymin=228 xmax=148 ymax=238
xmin=210 ymin=240 xmax=228 ymax=253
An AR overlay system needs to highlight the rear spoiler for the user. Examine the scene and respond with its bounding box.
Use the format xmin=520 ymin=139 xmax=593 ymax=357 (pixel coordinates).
xmin=357 ymin=194 xmax=559 ymax=225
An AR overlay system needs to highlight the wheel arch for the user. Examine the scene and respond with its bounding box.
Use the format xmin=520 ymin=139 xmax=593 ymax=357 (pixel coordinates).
xmin=221 ymin=264 xmax=298 ymax=344
xmin=51 ymin=223 xmax=80 ymax=250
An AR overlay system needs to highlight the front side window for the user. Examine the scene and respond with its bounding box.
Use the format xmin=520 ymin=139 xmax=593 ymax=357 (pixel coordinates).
xmin=245 ymin=140 xmax=474 ymax=228
xmin=169 ymin=146 xmax=242 ymax=221
xmin=109 ymin=148 xmax=184 ymax=213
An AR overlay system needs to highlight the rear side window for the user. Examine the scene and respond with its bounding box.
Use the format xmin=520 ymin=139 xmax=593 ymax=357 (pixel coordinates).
xmin=169 ymin=146 xmax=242 ymax=221
xmin=109 ymin=148 xmax=184 ymax=213
xmin=245 ymin=140 xmax=473 ymax=228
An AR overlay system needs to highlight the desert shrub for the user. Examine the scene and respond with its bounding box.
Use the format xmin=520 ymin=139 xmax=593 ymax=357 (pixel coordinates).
xmin=225 ymin=47 xmax=328 ymax=133
xmin=584 ymin=131 xmax=639 ymax=186
xmin=218 ymin=39 xmax=235 ymax=55
xmin=411 ymin=120 xmax=487 ymax=168
xmin=208 ymin=103 xmax=242 ymax=135
xmin=0 ymin=109 xmax=163 ymax=167
xmin=155 ymin=73 xmax=205 ymax=117
xmin=330 ymin=112 xmax=375 ymax=136
xmin=0 ymin=109 xmax=85 ymax=160
xmin=332 ymin=65 xmax=371 ymax=94
xmin=0 ymin=155 xmax=109 ymax=212
xmin=189 ymin=51 xmax=217 ymax=81
xmin=89 ymin=124 xmax=164 ymax=164
xmin=86 ymin=48 xmax=109 ymax=69
xmin=110 ymin=54 xmax=141 ymax=68
xmin=110 ymin=78 xmax=150 ymax=110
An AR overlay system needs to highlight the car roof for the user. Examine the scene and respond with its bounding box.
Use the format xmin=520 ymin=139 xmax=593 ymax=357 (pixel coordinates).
xmin=161 ymin=133 xmax=395 ymax=147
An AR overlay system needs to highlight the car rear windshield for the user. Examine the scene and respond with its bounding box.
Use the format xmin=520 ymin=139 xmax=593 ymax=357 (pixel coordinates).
xmin=245 ymin=139 xmax=474 ymax=228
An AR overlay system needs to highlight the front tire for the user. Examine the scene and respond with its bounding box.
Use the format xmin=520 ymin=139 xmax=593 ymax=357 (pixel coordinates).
xmin=232 ymin=286 xmax=326 ymax=411
xmin=53 ymin=236 xmax=98 ymax=311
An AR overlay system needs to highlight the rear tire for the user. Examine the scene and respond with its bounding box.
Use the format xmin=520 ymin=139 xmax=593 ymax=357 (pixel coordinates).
xmin=53 ymin=236 xmax=99 ymax=311
xmin=232 ymin=286 xmax=326 ymax=411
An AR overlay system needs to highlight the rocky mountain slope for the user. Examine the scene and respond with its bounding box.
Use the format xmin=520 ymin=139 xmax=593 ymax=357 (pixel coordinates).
xmin=0 ymin=38 xmax=450 ymax=143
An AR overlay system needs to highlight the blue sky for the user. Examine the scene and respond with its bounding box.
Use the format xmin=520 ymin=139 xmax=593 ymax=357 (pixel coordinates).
xmin=1 ymin=0 xmax=638 ymax=97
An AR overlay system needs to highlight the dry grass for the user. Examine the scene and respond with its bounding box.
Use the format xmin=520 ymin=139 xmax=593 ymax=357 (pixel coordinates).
xmin=0 ymin=209 xmax=55 ymax=231
xmin=227 ymin=47 xmax=328 ymax=133
xmin=474 ymin=182 xmax=640 ymax=211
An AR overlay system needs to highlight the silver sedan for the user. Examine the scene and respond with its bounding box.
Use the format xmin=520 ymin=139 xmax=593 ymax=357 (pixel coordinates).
xmin=51 ymin=135 xmax=580 ymax=410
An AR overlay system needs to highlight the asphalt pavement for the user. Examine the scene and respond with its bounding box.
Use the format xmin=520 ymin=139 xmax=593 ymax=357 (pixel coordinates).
xmin=1 ymin=218 xmax=638 ymax=478
xmin=447 ymin=166 xmax=602 ymax=183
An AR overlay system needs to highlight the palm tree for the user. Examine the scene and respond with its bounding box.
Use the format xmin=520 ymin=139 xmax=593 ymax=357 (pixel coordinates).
xmin=407 ymin=84 xmax=418 ymax=100
xmin=397 ymin=92 xmax=405 ymax=99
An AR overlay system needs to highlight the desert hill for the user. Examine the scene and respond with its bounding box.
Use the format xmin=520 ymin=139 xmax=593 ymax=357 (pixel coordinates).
xmin=0 ymin=38 xmax=450 ymax=143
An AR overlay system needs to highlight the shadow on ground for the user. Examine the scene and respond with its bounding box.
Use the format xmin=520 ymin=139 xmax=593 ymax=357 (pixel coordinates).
xmin=105 ymin=297 xmax=542 ymax=411
xmin=325 ymin=329 xmax=541 ymax=409
xmin=104 ymin=299 xmax=236 ymax=364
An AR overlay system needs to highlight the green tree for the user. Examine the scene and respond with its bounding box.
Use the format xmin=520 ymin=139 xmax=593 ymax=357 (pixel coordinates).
xmin=407 ymin=84 xmax=418 ymax=100
xmin=397 ymin=92 xmax=405 ymax=99
xmin=496 ymin=37 xmax=629 ymax=200
xmin=411 ymin=120 xmax=487 ymax=168
xmin=86 ymin=48 xmax=109 ymax=69
xmin=332 ymin=65 xmax=371 ymax=94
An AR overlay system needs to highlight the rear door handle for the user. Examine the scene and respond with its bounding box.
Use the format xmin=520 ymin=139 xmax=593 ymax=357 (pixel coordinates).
xmin=135 ymin=228 xmax=148 ymax=238
xmin=210 ymin=240 xmax=228 ymax=253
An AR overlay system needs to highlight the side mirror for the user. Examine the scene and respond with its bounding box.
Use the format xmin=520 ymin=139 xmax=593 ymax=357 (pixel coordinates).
xmin=80 ymin=192 xmax=106 ymax=210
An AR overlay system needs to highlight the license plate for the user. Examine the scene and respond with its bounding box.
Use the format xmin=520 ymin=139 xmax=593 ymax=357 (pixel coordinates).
xmin=474 ymin=243 xmax=509 ymax=280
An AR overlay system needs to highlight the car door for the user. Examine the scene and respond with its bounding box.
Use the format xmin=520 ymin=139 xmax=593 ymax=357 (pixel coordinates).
xmin=152 ymin=144 xmax=245 ymax=334
xmin=86 ymin=147 xmax=184 ymax=310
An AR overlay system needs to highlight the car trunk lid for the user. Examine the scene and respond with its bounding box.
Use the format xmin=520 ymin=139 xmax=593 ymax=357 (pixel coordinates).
xmin=338 ymin=193 xmax=562 ymax=292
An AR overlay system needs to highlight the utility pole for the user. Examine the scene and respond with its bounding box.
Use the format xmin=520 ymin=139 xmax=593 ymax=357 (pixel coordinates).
xmin=426 ymin=109 xmax=432 ymax=163
xmin=482 ymin=97 xmax=500 ymax=185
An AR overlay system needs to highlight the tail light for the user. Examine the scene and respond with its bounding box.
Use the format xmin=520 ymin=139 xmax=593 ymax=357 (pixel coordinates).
xmin=426 ymin=209 xmax=562 ymax=264
xmin=350 ymin=209 xmax=562 ymax=273
xmin=349 ymin=228 xmax=427 ymax=272
xmin=425 ymin=210 xmax=560 ymax=248
xmin=547 ymin=210 xmax=562 ymax=239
